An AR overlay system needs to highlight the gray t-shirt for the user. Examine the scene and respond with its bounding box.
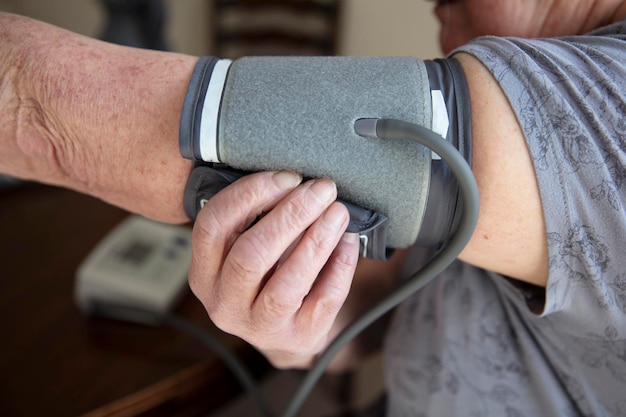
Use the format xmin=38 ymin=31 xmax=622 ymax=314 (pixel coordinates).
xmin=384 ymin=21 xmax=626 ymax=417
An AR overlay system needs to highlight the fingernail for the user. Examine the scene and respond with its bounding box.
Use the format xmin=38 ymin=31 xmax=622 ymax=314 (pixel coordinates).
xmin=324 ymin=202 xmax=347 ymax=229
xmin=273 ymin=170 xmax=302 ymax=191
xmin=310 ymin=179 xmax=336 ymax=203
xmin=342 ymin=232 xmax=360 ymax=245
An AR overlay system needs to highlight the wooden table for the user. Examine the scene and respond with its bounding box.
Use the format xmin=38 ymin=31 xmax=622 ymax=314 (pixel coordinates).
xmin=0 ymin=183 xmax=268 ymax=417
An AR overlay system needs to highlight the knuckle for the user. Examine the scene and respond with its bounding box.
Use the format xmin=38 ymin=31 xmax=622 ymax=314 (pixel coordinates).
xmin=307 ymin=284 xmax=349 ymax=331
xmin=187 ymin=272 xmax=244 ymax=336
xmin=208 ymin=308 xmax=235 ymax=333
xmin=226 ymin=251 xmax=260 ymax=281
xmin=204 ymin=292 xmax=243 ymax=335
xmin=226 ymin=233 xmax=271 ymax=280
xmin=193 ymin=208 xmax=224 ymax=245
xmin=230 ymin=174 xmax=278 ymax=212
xmin=308 ymin=302 xmax=341 ymax=334
xmin=335 ymin=248 xmax=360 ymax=271
xmin=318 ymin=290 xmax=347 ymax=317
xmin=258 ymin=290 xmax=301 ymax=321
xmin=308 ymin=227 xmax=338 ymax=255
xmin=279 ymin=197 xmax=317 ymax=230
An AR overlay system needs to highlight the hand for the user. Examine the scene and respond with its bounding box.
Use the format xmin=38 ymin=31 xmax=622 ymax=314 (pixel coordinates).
xmin=188 ymin=171 xmax=360 ymax=368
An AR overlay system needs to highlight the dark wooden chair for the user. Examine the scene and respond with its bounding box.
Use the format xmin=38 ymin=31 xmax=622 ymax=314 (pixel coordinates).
xmin=211 ymin=0 xmax=343 ymax=58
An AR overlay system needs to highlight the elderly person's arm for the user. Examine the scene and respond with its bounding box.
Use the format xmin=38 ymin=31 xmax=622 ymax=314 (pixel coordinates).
xmin=0 ymin=13 xmax=548 ymax=372
xmin=188 ymin=52 xmax=548 ymax=371
xmin=0 ymin=12 xmax=195 ymax=222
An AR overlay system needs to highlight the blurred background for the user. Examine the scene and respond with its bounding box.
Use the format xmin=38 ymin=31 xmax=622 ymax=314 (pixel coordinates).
xmin=0 ymin=1 xmax=441 ymax=416
xmin=0 ymin=0 xmax=440 ymax=58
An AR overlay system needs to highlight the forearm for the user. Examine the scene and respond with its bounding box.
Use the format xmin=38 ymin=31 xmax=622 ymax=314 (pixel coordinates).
xmin=0 ymin=13 xmax=195 ymax=222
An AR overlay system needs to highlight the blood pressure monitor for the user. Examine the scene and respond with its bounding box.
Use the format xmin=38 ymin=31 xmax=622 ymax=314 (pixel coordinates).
xmin=75 ymin=215 xmax=192 ymax=322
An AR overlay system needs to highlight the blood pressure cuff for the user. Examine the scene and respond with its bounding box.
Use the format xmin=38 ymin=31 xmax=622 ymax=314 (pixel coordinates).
xmin=180 ymin=56 xmax=471 ymax=260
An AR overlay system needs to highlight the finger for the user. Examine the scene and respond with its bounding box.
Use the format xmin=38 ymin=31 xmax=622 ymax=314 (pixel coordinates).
xmin=189 ymin=170 xmax=302 ymax=302
xmin=222 ymin=179 xmax=339 ymax=309
xmin=296 ymin=231 xmax=360 ymax=340
xmin=252 ymin=200 xmax=350 ymax=328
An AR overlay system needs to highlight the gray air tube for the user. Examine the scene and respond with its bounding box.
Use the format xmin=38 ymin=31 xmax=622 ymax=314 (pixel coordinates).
xmin=180 ymin=56 xmax=471 ymax=259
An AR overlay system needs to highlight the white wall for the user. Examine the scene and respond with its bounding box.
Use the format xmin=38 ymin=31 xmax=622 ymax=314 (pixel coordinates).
xmin=0 ymin=0 xmax=441 ymax=58
xmin=340 ymin=0 xmax=441 ymax=58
